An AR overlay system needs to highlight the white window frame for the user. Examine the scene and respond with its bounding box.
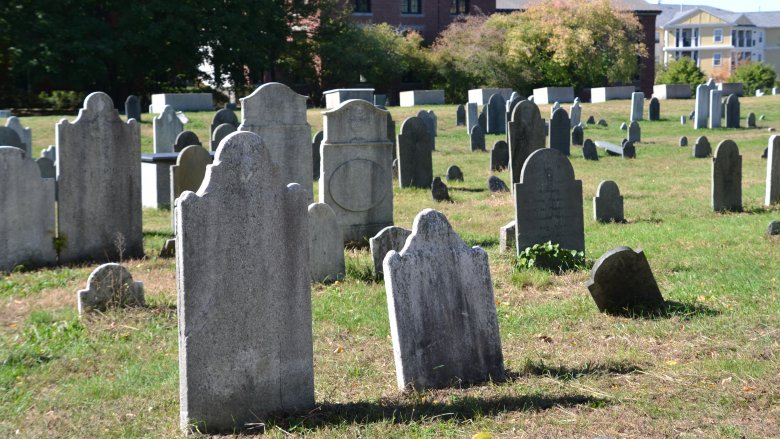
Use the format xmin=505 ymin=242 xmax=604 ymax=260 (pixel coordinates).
xmin=713 ymin=52 xmax=722 ymax=66
xmin=714 ymin=28 xmax=723 ymax=43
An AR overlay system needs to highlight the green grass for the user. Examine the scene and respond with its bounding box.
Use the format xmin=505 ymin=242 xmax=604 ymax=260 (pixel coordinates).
xmin=1 ymin=96 xmax=780 ymax=437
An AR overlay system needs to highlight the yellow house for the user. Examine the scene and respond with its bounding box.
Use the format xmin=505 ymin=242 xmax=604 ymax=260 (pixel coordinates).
xmin=656 ymin=5 xmax=780 ymax=79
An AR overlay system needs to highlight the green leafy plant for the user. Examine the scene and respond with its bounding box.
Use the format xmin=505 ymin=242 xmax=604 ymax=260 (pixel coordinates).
xmin=731 ymin=62 xmax=777 ymax=95
xmin=36 ymin=90 xmax=85 ymax=111
xmin=655 ymin=57 xmax=706 ymax=90
xmin=516 ymin=241 xmax=585 ymax=272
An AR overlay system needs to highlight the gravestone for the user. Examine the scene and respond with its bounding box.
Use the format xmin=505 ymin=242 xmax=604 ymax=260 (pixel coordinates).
xmin=0 ymin=127 xmax=23 ymax=152
xmin=593 ymin=180 xmax=624 ymax=223
xmin=383 ymin=209 xmax=504 ymax=390
xmin=681 ymin=115 xmax=687 ymax=124
xmin=627 ymin=121 xmax=640 ymax=143
xmin=56 ymin=92 xmax=143 ymax=263
xmin=369 ymin=226 xmax=411 ymax=277
xmin=456 ymin=104 xmax=466 ymax=126
xmin=211 ymin=123 xmax=236 ymax=151
xmin=550 ymin=101 xmax=561 ymax=116
xmin=586 ymin=115 xmax=596 ymax=125
xmin=506 ymin=94 xmax=523 ymax=131
xmin=486 ymin=93 xmax=506 ymax=134
xmin=176 ymin=131 xmax=313 ymax=432
xmin=499 ymin=220 xmax=515 ymax=254
xmin=725 ymin=94 xmax=740 ymax=128
xmin=508 ymin=101 xmax=545 ymax=187
xmin=173 ymin=131 xmax=201 ymax=153
xmin=767 ymin=221 xmax=780 ymax=236
xmin=549 ymin=108 xmax=570 ymax=156
xmin=630 ymin=92 xmax=644 ymax=121
xmin=308 ymin=202 xmax=345 ymax=283
xmin=620 ymin=122 xmax=627 ymax=130
xmin=36 ymin=157 xmax=55 ymax=179
xmin=597 ymin=119 xmax=608 ymax=127
xmin=397 ymin=117 xmax=433 ymax=188
xmin=170 ymin=145 xmax=212 ymax=209
xmin=694 ymin=84 xmax=709 ymax=129
xmin=153 ymin=105 xmax=184 ymax=153
xmin=488 ymin=176 xmax=509 ymax=192
xmin=125 ymin=95 xmax=141 ymax=122
xmin=765 ymin=135 xmax=780 ymax=205
xmin=514 ymin=149 xmax=584 ymax=253
xmin=239 ymin=82 xmax=312 ymax=200
xmin=477 ymin=108 xmax=487 ymax=132
xmin=320 ymin=99 xmax=393 ymax=242
xmin=708 ymin=89 xmax=722 ymax=128
xmin=416 ymin=110 xmax=436 ymax=151
xmin=446 ymin=165 xmax=463 ymax=182
xmin=648 ymin=97 xmax=660 ymax=121
xmin=712 ymin=140 xmax=742 ymax=212
xmin=679 ymin=136 xmax=688 ymax=147
xmin=586 ymin=247 xmax=665 ymax=314
xmin=41 ymin=145 xmax=56 ymax=162
xmin=569 ymin=99 xmax=582 ymax=128
xmin=0 ymin=147 xmax=56 ymax=271
xmin=582 ymin=139 xmax=599 ymax=160
xmin=5 ymin=116 xmax=32 ymax=157
xmin=470 ymin=124 xmax=486 ymax=152
xmin=693 ymin=136 xmax=711 ymax=158
xmin=466 ymin=103 xmax=478 ymax=133
xmin=747 ymin=112 xmax=756 ymax=128
xmin=490 ymin=140 xmax=509 ymax=171
xmin=210 ymin=108 xmax=239 ymax=147
xmin=77 ymin=263 xmax=144 ymax=314
xmin=690 ymin=110 xmax=695 ymax=120
xmin=387 ymin=112 xmax=397 ymax=157
xmin=431 ymin=177 xmax=451 ymax=202
xmin=312 ymin=130 xmax=323 ymax=180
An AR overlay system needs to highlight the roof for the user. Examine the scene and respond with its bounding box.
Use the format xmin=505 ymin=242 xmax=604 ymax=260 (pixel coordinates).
xmin=743 ymin=11 xmax=780 ymax=28
xmin=496 ymin=0 xmax=662 ymax=13
xmin=658 ymin=4 xmax=780 ymax=29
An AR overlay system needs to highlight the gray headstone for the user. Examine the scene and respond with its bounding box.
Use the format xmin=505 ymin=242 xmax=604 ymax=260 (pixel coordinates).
xmin=383 ymin=209 xmax=504 ymax=390
xmin=694 ymin=84 xmax=709 ymax=129
xmin=173 ymin=130 xmax=201 ymax=153
xmin=597 ymin=119 xmax=608 ymax=127
xmin=5 ymin=116 xmax=32 ymax=157
xmin=681 ymin=115 xmax=687 ymax=125
xmin=125 ymin=95 xmax=142 ymax=122
xmin=77 ymin=263 xmax=144 ymax=314
xmin=747 ymin=112 xmax=756 ymax=128
xmin=456 ymin=104 xmax=466 ymax=126
xmin=466 ymin=103 xmax=478 ymax=133
xmin=765 ymin=135 xmax=780 ymax=206
xmin=549 ymin=108 xmax=571 ymax=156
xmin=153 ymin=105 xmax=184 ymax=153
xmin=36 ymin=157 xmax=55 ymax=179
xmin=477 ymin=108 xmax=487 ymax=132
xmin=369 ymin=226 xmax=411 ymax=277
xmin=620 ymin=122 xmax=627 ymax=130
xmin=550 ymin=101 xmax=561 ymax=116
xmin=569 ymin=100 xmax=581 ymax=128
xmin=0 ymin=147 xmax=56 ymax=271
xmin=210 ymin=108 xmax=239 ymax=145
xmin=712 ymin=140 xmax=742 ymax=212
xmin=211 ymin=123 xmax=236 ymax=152
xmin=416 ymin=110 xmax=436 ymax=151
xmin=490 ymin=140 xmax=509 ymax=171
xmin=446 ymin=165 xmax=463 ymax=182
xmin=582 ymin=139 xmax=598 ymax=160
xmin=320 ymin=99 xmax=393 ymax=242
xmin=312 ymin=130 xmax=323 ymax=180
xmin=387 ymin=113 xmax=397 ymax=157
xmin=308 ymin=202 xmax=345 ymax=283
xmin=648 ymin=97 xmax=660 ymax=121
xmin=488 ymin=176 xmax=509 ymax=192
xmin=486 ymin=93 xmax=506 ymax=134
xmin=470 ymin=124 xmax=486 ymax=152
xmin=693 ymin=136 xmax=711 ymax=158
xmin=708 ymin=90 xmax=722 ymax=128
xmin=56 ymin=92 xmax=143 ymax=263
xmin=175 ymin=131 xmax=313 ymax=432
xmin=627 ymin=121 xmax=640 ymax=143
xmin=593 ymin=180 xmax=624 ymax=223
xmin=160 ymin=238 xmax=175 ymax=258
xmin=586 ymin=115 xmax=595 ymax=125
xmin=679 ymin=136 xmax=688 ymax=147
xmin=630 ymin=92 xmax=644 ymax=121
xmin=506 ymin=94 xmax=523 ymax=131
xmin=170 ymin=145 xmax=212 ymax=209
xmin=767 ymin=220 xmax=780 ymax=236
xmin=374 ymin=94 xmax=387 ymax=106
xmin=41 ymin=145 xmax=56 ymax=162
xmin=690 ymin=110 xmax=696 ymax=120
xmin=508 ymin=101 xmax=545 ymax=187
xmin=431 ymin=177 xmax=451 ymax=202
xmin=586 ymin=247 xmax=664 ymax=314
xmin=514 ymin=149 xmax=584 ymax=253
xmin=499 ymin=220 xmax=515 ymax=254
xmin=0 ymin=126 xmax=23 ymax=152
xmin=398 ymin=116 xmax=433 ymax=188
xmin=725 ymin=94 xmax=740 ymax=128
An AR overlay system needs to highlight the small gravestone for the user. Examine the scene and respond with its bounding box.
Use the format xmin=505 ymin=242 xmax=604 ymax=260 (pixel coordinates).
xmin=747 ymin=112 xmax=756 ymax=128
xmin=369 ymin=226 xmax=411 ymax=277
xmin=586 ymin=247 xmax=665 ymax=314
xmin=648 ymin=97 xmax=660 ymax=121
xmin=767 ymin=221 xmax=780 ymax=236
xmin=384 ymin=209 xmax=504 ymax=390
xmin=312 ymin=130 xmax=323 ymax=180
xmin=36 ymin=157 xmax=55 ymax=179
xmin=760 ymin=114 xmax=766 ymax=121
xmin=679 ymin=136 xmax=688 ymax=147
xmin=456 ymin=104 xmax=466 ymax=126
xmin=681 ymin=115 xmax=687 ymax=124
xmin=153 ymin=105 xmax=184 ymax=153
xmin=508 ymin=101 xmax=545 ymax=186
xmin=630 ymin=92 xmax=644 ymax=121
xmin=398 ymin=116 xmax=433 ymax=188
xmin=470 ymin=124 xmax=486 ymax=152
xmin=725 ymin=94 xmax=740 ymax=128
xmin=431 ymin=177 xmax=451 ymax=202
xmin=486 ymin=93 xmax=506 ymax=134
xmin=125 ymin=95 xmax=141 ymax=122
xmin=586 ymin=115 xmax=595 ymax=125
xmin=211 ymin=123 xmax=236 ymax=151
xmin=593 ymin=180 xmax=624 ymax=223
xmin=446 ymin=165 xmax=463 ymax=182
xmin=627 ymin=121 xmax=640 ymax=143
xmin=549 ymin=108 xmax=571 ymax=156
xmin=308 ymin=203 xmax=345 ymax=283
xmin=712 ymin=140 xmax=742 ymax=212
xmin=765 ymin=135 xmax=780 ymax=205
xmin=582 ymin=139 xmax=599 ymax=160
xmin=477 ymin=108 xmax=487 ymax=132
xmin=170 ymin=145 xmax=212 ymax=209
xmin=490 ymin=140 xmax=509 ymax=171
xmin=488 ymin=176 xmax=509 ymax=192
xmin=619 ymin=122 xmax=627 ymax=130
xmin=623 ymin=141 xmax=636 ymax=159
xmin=173 ymin=131 xmax=201 ymax=153
xmin=499 ymin=220 xmax=515 ymax=254
xmin=5 ymin=116 xmax=32 ymax=157
xmin=770 ymin=128 xmax=777 ymax=132
xmin=160 ymin=239 xmax=175 ymax=258
xmin=597 ymin=119 xmax=608 ymax=127
xmin=77 ymin=263 xmax=144 ymax=314
xmin=569 ymin=99 xmax=581 ymax=128
xmin=210 ymin=108 xmax=239 ymax=146
xmin=693 ymin=136 xmax=711 ymax=158
xmin=708 ymin=89 xmax=722 ymax=128
xmin=0 ymin=127 xmax=23 ymax=152
xmin=571 ymin=125 xmax=583 ymax=146
xmin=41 ymin=145 xmax=56 ymax=162
xmin=466 ymin=103 xmax=478 ymax=133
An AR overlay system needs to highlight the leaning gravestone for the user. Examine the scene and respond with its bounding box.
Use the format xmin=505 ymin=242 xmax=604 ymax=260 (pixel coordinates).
xmin=153 ymin=105 xmax=184 ymax=153
xmin=308 ymin=202 xmax=345 ymax=283
xmin=765 ymin=135 xmax=780 ymax=206
xmin=549 ymin=108 xmax=571 ymax=156
xmin=466 ymin=103 xmax=478 ymax=133
xmin=508 ymin=101 xmax=545 ymax=187
xmin=693 ymin=136 xmax=711 ymax=158
xmin=170 ymin=145 xmax=212 ymax=209
xmin=0 ymin=147 xmax=56 ymax=271
xmin=570 ymin=99 xmax=582 ymax=128
xmin=648 ymin=97 xmax=660 ymax=121
xmin=627 ymin=121 xmax=640 ymax=143
xmin=725 ymin=94 xmax=740 ymax=128
xmin=77 ymin=263 xmax=144 ymax=314
xmin=571 ymin=125 xmax=583 ymax=146
xmin=747 ymin=112 xmax=756 ymax=128
xmin=383 ymin=209 xmax=504 ymax=390
xmin=431 ymin=177 xmax=451 ymax=202
xmin=175 ymin=131 xmax=313 ymax=432
xmin=586 ymin=247 xmax=665 ymax=314
xmin=582 ymin=139 xmax=599 ymax=160
xmin=369 ymin=226 xmax=411 ymax=277
xmin=708 ymin=89 xmax=722 ymax=128
xmin=712 ymin=140 xmax=742 ymax=212
xmin=397 ymin=116 xmax=433 ymax=188
xmin=0 ymin=126 xmax=23 ymax=152
xmin=694 ymin=84 xmax=709 ymax=129
xmin=630 ymin=92 xmax=644 ymax=121
xmin=36 ymin=157 xmax=56 ymax=179
xmin=125 ymin=95 xmax=141 ymax=122
xmin=514 ymin=149 xmax=584 ymax=253
xmin=239 ymin=82 xmax=312 ymax=199
xmin=470 ymin=124 xmax=486 ymax=152
xmin=486 ymin=93 xmax=506 ymax=134
xmin=490 ymin=140 xmax=509 ymax=171
xmin=416 ymin=110 xmax=436 ymax=151
xmin=5 ymin=116 xmax=32 ymax=157
xmin=446 ymin=165 xmax=463 ymax=182
xmin=593 ymin=180 xmax=624 ymax=223
xmin=312 ymin=130 xmax=323 ymax=180
xmin=456 ymin=104 xmax=466 ymax=126
xmin=320 ymin=99 xmax=393 ymax=242
xmin=56 ymin=92 xmax=143 ymax=263
xmin=210 ymin=108 xmax=239 ymax=147
xmin=173 ymin=130 xmax=201 ymax=153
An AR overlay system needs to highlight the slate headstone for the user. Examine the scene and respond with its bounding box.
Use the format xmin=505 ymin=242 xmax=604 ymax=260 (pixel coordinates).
xmin=470 ymin=124 xmax=486 ymax=152
xmin=211 ymin=123 xmax=236 ymax=152
xmin=77 ymin=263 xmax=144 ymax=314
xmin=712 ymin=139 xmax=742 ymax=212
xmin=486 ymin=93 xmax=506 ymax=134
xmin=41 ymin=145 xmax=56 ymax=162
xmin=477 ymin=108 xmax=487 ymax=132
xmin=586 ymin=115 xmax=595 ymax=125
xmin=725 ymin=94 xmax=740 ymax=128
xmin=210 ymin=108 xmax=239 ymax=147
xmin=369 ymin=226 xmax=411 ymax=277
xmin=431 ymin=177 xmax=451 ymax=202
xmin=648 ymin=97 xmax=660 ymax=121
xmin=153 ymin=105 xmax=184 ymax=153
xmin=597 ymin=119 xmax=608 ymax=127
xmin=5 ymin=116 xmax=32 ymax=157
xmin=693 ymin=136 xmax=711 ymax=158
xmin=170 ymin=145 xmax=212 ymax=209
xmin=417 ymin=110 xmax=436 ymax=151
xmin=620 ymin=122 xmax=627 ymax=131
xmin=312 ymin=130 xmax=323 ymax=180
xmin=446 ymin=165 xmax=463 ymax=182
xmin=456 ymin=104 xmax=466 ymax=126
xmin=765 ymin=135 xmax=780 ymax=206
xmin=679 ymin=136 xmax=688 ymax=147
xmin=593 ymin=180 xmax=624 ymax=223
xmin=0 ymin=126 xmax=23 ymax=152
xmin=681 ymin=115 xmax=687 ymax=125
xmin=397 ymin=116 xmax=433 ymax=188
xmin=549 ymin=108 xmax=571 ymax=156
xmin=708 ymin=89 xmax=722 ymax=128
xmin=173 ymin=130 xmax=201 ymax=153
xmin=747 ymin=112 xmax=756 ymax=128
xmin=569 ymin=99 xmax=581 ymax=128
xmin=586 ymin=247 xmax=665 ymax=314
xmin=488 ymin=176 xmax=509 ymax=192
xmin=508 ymin=101 xmax=545 ymax=187
xmin=627 ymin=121 xmax=640 ymax=143
xmin=630 ymin=92 xmax=644 ymax=121
xmin=125 ymin=95 xmax=141 ymax=122
xmin=490 ymin=140 xmax=509 ymax=171
xmin=582 ymin=139 xmax=598 ymax=160
xmin=308 ymin=202 xmax=345 ymax=283
xmin=466 ymin=103 xmax=478 ymax=133
xmin=694 ymin=84 xmax=709 ymax=129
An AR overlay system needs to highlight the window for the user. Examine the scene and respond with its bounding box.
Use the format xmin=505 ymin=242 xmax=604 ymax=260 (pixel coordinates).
xmin=401 ymin=0 xmax=421 ymax=14
xmin=354 ymin=0 xmax=370 ymax=13
xmin=759 ymin=32 xmax=763 ymax=43
xmin=451 ymin=0 xmax=468 ymax=14
xmin=714 ymin=28 xmax=723 ymax=43
xmin=655 ymin=31 xmax=660 ymax=44
xmin=713 ymin=52 xmax=722 ymax=66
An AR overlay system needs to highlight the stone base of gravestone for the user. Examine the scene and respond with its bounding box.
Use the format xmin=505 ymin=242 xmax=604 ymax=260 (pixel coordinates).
xmin=586 ymin=247 xmax=665 ymax=315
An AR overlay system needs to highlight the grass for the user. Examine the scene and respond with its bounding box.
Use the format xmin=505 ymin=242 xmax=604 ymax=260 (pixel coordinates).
xmin=1 ymin=95 xmax=780 ymax=437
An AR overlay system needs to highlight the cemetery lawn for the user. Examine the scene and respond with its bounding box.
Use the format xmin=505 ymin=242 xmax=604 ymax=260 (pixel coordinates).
xmin=2 ymin=96 xmax=780 ymax=437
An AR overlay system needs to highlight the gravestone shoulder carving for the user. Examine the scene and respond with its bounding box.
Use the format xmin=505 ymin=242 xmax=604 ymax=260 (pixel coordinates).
xmin=77 ymin=263 xmax=144 ymax=314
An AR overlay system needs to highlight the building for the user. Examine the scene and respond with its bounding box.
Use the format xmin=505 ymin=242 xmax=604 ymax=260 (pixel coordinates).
xmin=349 ymin=0 xmax=496 ymax=42
xmin=657 ymin=4 xmax=780 ymax=79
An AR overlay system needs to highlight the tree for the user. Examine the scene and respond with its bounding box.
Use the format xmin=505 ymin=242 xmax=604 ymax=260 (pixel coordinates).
xmin=655 ymin=57 xmax=706 ymax=89
xmin=731 ymin=62 xmax=777 ymax=95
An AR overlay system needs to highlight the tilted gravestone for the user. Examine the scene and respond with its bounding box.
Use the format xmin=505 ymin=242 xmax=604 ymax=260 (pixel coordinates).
xmin=369 ymin=226 xmax=411 ymax=277
xmin=125 ymin=95 xmax=141 ymax=122
xmin=56 ymin=92 xmax=143 ymax=263
xmin=708 ymin=89 xmax=722 ymax=128
xmin=712 ymin=140 xmax=742 ymax=212
xmin=416 ymin=110 xmax=436 ymax=151
xmin=593 ymin=180 xmax=624 ymax=223
xmin=571 ymin=125 xmax=583 ymax=146
xmin=486 ymin=93 xmax=506 ymax=134
xmin=586 ymin=247 xmax=665 ymax=314
xmin=210 ymin=108 xmax=239 ymax=148
xmin=765 ymin=135 xmax=780 ymax=206
xmin=488 ymin=175 xmax=510 ymax=192
xmin=648 ymin=97 xmax=660 ymax=121
xmin=470 ymin=124 xmax=486 ymax=152
xmin=0 ymin=147 xmax=56 ymax=271
xmin=36 ymin=157 xmax=56 ymax=179
xmin=446 ymin=165 xmax=463 ymax=182
xmin=77 ymin=263 xmax=144 ymax=314
xmin=175 ymin=131 xmax=313 ymax=432
xmin=0 ymin=126 xmax=23 ymax=152
xmin=312 ymin=130 xmax=323 ymax=180
xmin=5 ymin=116 xmax=32 ymax=157
xmin=211 ymin=123 xmax=236 ymax=151
xmin=630 ymin=92 xmax=644 ymax=121
xmin=627 ymin=121 xmax=640 ymax=143
xmin=466 ymin=103 xmax=478 ymax=133
xmin=725 ymin=94 xmax=740 ymax=128
xmin=569 ymin=99 xmax=582 ymax=128
xmin=383 ymin=209 xmax=504 ymax=390
xmin=582 ymin=139 xmax=599 ymax=160
xmin=308 ymin=202 xmax=345 ymax=283
xmin=549 ymin=108 xmax=571 ymax=156
xmin=490 ymin=140 xmax=509 ymax=171
xmin=508 ymin=100 xmax=545 ymax=188
xmin=694 ymin=84 xmax=709 ymax=129
xmin=456 ymin=104 xmax=466 ymax=126
xmin=153 ymin=105 xmax=184 ymax=153
xmin=514 ymin=148 xmax=584 ymax=254
xmin=679 ymin=136 xmax=688 ymax=147
xmin=170 ymin=145 xmax=212 ymax=209
xmin=693 ymin=136 xmax=711 ymax=158
xmin=173 ymin=130 xmax=201 ymax=153
xmin=320 ymin=99 xmax=393 ymax=242
xmin=397 ymin=116 xmax=433 ymax=188
xmin=747 ymin=112 xmax=756 ymax=128
xmin=431 ymin=177 xmax=451 ymax=202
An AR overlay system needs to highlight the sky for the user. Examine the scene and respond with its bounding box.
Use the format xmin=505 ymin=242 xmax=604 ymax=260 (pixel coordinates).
xmin=653 ymin=0 xmax=780 ymax=12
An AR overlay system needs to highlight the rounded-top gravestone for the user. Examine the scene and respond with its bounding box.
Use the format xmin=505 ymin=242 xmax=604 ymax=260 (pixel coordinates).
xmin=446 ymin=165 xmax=463 ymax=182
xmin=174 ymin=131 xmax=201 ymax=153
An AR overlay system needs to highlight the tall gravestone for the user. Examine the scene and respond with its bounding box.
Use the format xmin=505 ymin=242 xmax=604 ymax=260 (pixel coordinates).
xmin=508 ymin=100 xmax=545 ymax=188
xmin=125 ymin=95 xmax=141 ymax=122
xmin=506 ymin=94 xmax=523 ymax=134
xmin=470 ymin=124 xmax=486 ymax=152
xmin=210 ymin=108 xmax=239 ymax=148
xmin=312 ymin=130 xmax=323 ymax=180
xmin=593 ymin=180 xmax=624 ymax=223
xmin=153 ymin=105 xmax=184 ymax=153
xmin=369 ymin=226 xmax=411 ymax=277
xmin=571 ymin=125 xmax=584 ymax=146
xmin=416 ymin=110 xmax=436 ymax=151
xmin=239 ymin=82 xmax=312 ymax=200
xmin=5 ymin=116 xmax=32 ymax=157
xmin=456 ymin=104 xmax=466 ymax=126
xmin=0 ymin=147 xmax=56 ymax=271
xmin=694 ymin=84 xmax=709 ymax=129
xmin=569 ymin=99 xmax=582 ymax=128
xmin=56 ymin=92 xmax=143 ymax=263
xmin=549 ymin=108 xmax=570 ymax=156
xmin=708 ymin=89 xmax=722 ymax=128
xmin=628 ymin=121 xmax=641 ymax=143
xmin=397 ymin=116 xmax=433 ymax=188
xmin=211 ymin=123 xmax=236 ymax=151
xmin=582 ymin=139 xmax=598 ymax=160
xmin=712 ymin=140 xmax=742 ymax=212
xmin=308 ymin=202 xmax=345 ymax=282
xmin=514 ymin=148 xmax=584 ymax=253
xmin=648 ymin=97 xmax=660 ymax=121
xmin=486 ymin=93 xmax=506 ymax=134
xmin=175 ymin=131 xmax=313 ymax=432
xmin=383 ymin=209 xmax=504 ymax=390
xmin=170 ymin=145 xmax=212 ymax=209
xmin=173 ymin=131 xmax=201 ymax=153
xmin=466 ymin=103 xmax=478 ymax=134
xmin=725 ymin=94 xmax=740 ymax=129
xmin=320 ymin=99 xmax=393 ymax=242
xmin=630 ymin=92 xmax=644 ymax=121
xmin=490 ymin=140 xmax=509 ymax=171
xmin=765 ymin=135 xmax=780 ymax=206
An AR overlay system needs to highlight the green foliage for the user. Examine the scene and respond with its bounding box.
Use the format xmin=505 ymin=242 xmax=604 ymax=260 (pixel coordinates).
xmin=36 ymin=91 xmax=85 ymax=111
xmin=515 ymin=241 xmax=586 ymax=272
xmin=731 ymin=62 xmax=777 ymax=95
xmin=655 ymin=57 xmax=706 ymax=89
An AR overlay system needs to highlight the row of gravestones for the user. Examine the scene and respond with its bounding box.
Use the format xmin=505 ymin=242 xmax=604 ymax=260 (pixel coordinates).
xmin=692 ymin=82 xmax=741 ymax=129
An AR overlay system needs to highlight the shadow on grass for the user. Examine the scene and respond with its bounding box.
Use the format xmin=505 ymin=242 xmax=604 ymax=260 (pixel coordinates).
xmin=607 ymin=300 xmax=719 ymax=320
xmin=516 ymin=360 xmax=642 ymax=380
xmin=143 ymin=230 xmax=173 ymax=238
xmin=450 ymin=187 xmax=486 ymax=193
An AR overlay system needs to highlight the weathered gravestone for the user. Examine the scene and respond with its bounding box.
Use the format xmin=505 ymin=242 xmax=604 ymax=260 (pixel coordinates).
xmin=586 ymin=247 xmax=665 ymax=314
xmin=456 ymin=104 xmax=466 ymax=126
xmin=571 ymin=125 xmax=583 ymax=146
xmin=56 ymin=92 xmax=143 ymax=263
xmin=514 ymin=149 xmax=584 ymax=254
xmin=175 ymin=131 xmax=313 ymax=432
xmin=549 ymin=108 xmax=571 ymax=156
xmin=470 ymin=124 xmax=486 ymax=152
xmin=506 ymin=94 xmax=523 ymax=131
xmin=173 ymin=130 xmax=201 ymax=153
xmin=170 ymin=145 xmax=212 ymax=209
xmin=597 ymin=119 xmax=608 ymax=127
xmin=681 ymin=115 xmax=687 ymax=125
xmin=5 ymin=116 xmax=32 ymax=157
xmin=488 ymin=175 xmax=509 ymax=192
xmin=477 ymin=107 xmax=487 ymax=132
xmin=767 ymin=221 xmax=780 ymax=236
xmin=586 ymin=115 xmax=596 ymax=125
xmin=36 ymin=157 xmax=56 ymax=179
xmin=153 ymin=105 xmax=184 ymax=153
xmin=210 ymin=108 xmax=239 ymax=148
xmin=431 ymin=177 xmax=451 ymax=202
xmin=446 ymin=165 xmax=463 ymax=182
xmin=627 ymin=121 xmax=640 ymax=143
xmin=712 ymin=140 xmax=742 ymax=212
xmin=211 ymin=123 xmax=236 ymax=152
xmin=312 ymin=130 xmax=323 ymax=180
xmin=320 ymin=99 xmax=393 ymax=242
xmin=466 ymin=103 xmax=478 ymax=133
xmin=648 ymin=97 xmax=660 ymax=121
xmin=387 ymin=112 xmax=397 ymax=157
xmin=397 ymin=116 xmax=433 ymax=188
xmin=383 ymin=209 xmax=504 ymax=390
xmin=486 ymin=93 xmax=506 ymax=134
xmin=550 ymin=101 xmax=561 ymax=116
xmin=747 ymin=112 xmax=756 ymax=128
xmin=709 ymin=89 xmax=722 ymax=128
xmin=0 ymin=126 xmax=23 ymax=152
xmin=765 ymin=135 xmax=780 ymax=206
xmin=499 ymin=220 xmax=515 ymax=254
xmin=369 ymin=226 xmax=411 ymax=277
xmin=0 ymin=147 xmax=56 ymax=271
xmin=570 ymin=99 xmax=582 ymax=128
xmin=593 ymin=180 xmax=624 ymax=223
xmin=693 ymin=136 xmax=711 ymax=158
xmin=725 ymin=94 xmax=740 ymax=128
xmin=125 ymin=95 xmax=141 ymax=122
xmin=679 ymin=136 xmax=688 ymax=147
xmin=77 ymin=263 xmax=144 ymax=314
xmin=417 ymin=110 xmax=436 ymax=151
xmin=490 ymin=140 xmax=509 ymax=171
xmin=508 ymin=100 xmax=545 ymax=188
xmin=582 ymin=139 xmax=599 ymax=160
xmin=41 ymin=145 xmax=56 ymax=162
xmin=630 ymin=92 xmax=644 ymax=121
xmin=694 ymin=84 xmax=710 ymax=129
xmin=308 ymin=202 xmax=345 ymax=283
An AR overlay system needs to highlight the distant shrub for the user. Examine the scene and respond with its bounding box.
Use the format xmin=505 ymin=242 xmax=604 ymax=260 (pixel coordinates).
xmin=731 ymin=62 xmax=777 ymax=95
xmin=37 ymin=90 xmax=85 ymax=110
xmin=655 ymin=58 xmax=706 ymax=90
